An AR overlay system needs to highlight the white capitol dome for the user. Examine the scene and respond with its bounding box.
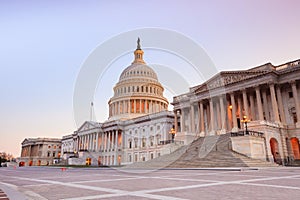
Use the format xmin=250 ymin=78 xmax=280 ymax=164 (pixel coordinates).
xmin=108 ymin=38 xmax=169 ymax=120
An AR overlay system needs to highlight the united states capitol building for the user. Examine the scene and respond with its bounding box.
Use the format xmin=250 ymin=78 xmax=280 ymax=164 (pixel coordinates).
xmin=61 ymin=39 xmax=174 ymax=166
xmin=20 ymin=39 xmax=300 ymax=167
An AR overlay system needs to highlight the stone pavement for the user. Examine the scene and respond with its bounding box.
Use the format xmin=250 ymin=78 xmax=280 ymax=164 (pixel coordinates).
xmin=1 ymin=166 xmax=300 ymax=199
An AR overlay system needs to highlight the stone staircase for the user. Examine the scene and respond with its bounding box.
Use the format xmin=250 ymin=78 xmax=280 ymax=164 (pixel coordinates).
xmin=125 ymin=133 xmax=278 ymax=169
xmin=122 ymin=143 xmax=189 ymax=169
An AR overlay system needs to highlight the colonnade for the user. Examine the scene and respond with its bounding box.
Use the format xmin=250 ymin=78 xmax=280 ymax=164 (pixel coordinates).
xmin=78 ymin=130 xmax=123 ymax=152
xmin=109 ymin=99 xmax=167 ymax=117
xmin=174 ymin=82 xmax=300 ymax=135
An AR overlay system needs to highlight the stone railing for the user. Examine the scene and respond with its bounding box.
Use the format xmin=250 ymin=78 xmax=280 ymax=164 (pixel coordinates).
xmin=230 ymin=130 xmax=264 ymax=137
xmin=160 ymin=140 xmax=184 ymax=145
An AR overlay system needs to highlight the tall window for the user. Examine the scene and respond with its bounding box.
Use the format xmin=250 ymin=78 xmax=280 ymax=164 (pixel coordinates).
xmin=150 ymin=136 xmax=154 ymax=146
xmin=128 ymin=154 xmax=132 ymax=162
xmin=142 ymin=138 xmax=146 ymax=148
xmin=134 ymin=138 xmax=138 ymax=148
xmin=156 ymin=134 xmax=161 ymax=145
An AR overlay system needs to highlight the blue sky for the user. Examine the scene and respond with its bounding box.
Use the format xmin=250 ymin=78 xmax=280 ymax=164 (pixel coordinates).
xmin=1 ymin=0 xmax=300 ymax=156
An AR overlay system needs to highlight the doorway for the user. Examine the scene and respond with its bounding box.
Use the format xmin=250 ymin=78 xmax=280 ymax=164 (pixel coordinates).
xmin=270 ymin=138 xmax=281 ymax=164
xmin=290 ymin=137 xmax=300 ymax=159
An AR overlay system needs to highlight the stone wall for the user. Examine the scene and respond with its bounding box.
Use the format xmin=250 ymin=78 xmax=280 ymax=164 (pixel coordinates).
xmin=231 ymin=136 xmax=266 ymax=160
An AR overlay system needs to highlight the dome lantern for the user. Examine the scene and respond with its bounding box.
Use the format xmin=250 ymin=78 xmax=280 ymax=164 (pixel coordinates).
xmin=132 ymin=37 xmax=145 ymax=64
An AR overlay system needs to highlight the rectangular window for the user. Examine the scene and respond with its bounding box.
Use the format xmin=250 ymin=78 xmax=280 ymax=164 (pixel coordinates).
xmin=134 ymin=154 xmax=138 ymax=162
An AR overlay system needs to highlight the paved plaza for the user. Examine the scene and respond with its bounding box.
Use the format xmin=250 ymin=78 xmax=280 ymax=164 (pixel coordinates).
xmin=1 ymin=167 xmax=300 ymax=199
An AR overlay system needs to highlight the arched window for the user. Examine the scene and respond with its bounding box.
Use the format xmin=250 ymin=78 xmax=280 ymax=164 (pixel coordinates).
xmin=128 ymin=139 xmax=132 ymax=149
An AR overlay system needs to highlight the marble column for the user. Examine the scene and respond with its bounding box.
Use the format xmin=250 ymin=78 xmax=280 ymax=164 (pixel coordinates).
xmin=190 ymin=104 xmax=195 ymax=133
xmin=276 ymin=86 xmax=286 ymax=124
xmin=218 ymin=101 xmax=223 ymax=131
xmin=219 ymin=96 xmax=226 ymax=133
xmin=249 ymin=92 xmax=255 ymax=121
xmin=82 ymin=136 xmax=84 ymax=150
xmin=180 ymin=109 xmax=185 ymax=132
xmin=104 ymin=132 xmax=107 ymax=151
xmin=199 ymin=101 xmax=205 ymax=135
xmin=291 ymin=81 xmax=300 ymax=127
xmin=86 ymin=135 xmax=88 ymax=150
xmin=262 ymin=90 xmax=269 ymax=121
xmin=115 ymin=130 xmax=118 ymax=150
xmin=101 ymin=133 xmax=104 ymax=151
xmin=90 ymin=134 xmax=93 ymax=151
xmin=112 ymin=131 xmax=115 ymax=150
xmin=134 ymin=99 xmax=136 ymax=113
xmin=242 ymin=90 xmax=249 ymax=118
xmin=255 ymin=87 xmax=264 ymax=121
xmin=87 ymin=134 xmax=90 ymax=151
xmin=149 ymin=100 xmax=152 ymax=113
xmin=230 ymin=93 xmax=238 ymax=131
xmin=227 ymin=99 xmax=232 ymax=130
xmin=108 ymin=131 xmax=111 ymax=151
xmin=238 ymin=96 xmax=243 ymax=122
xmin=209 ymin=99 xmax=215 ymax=134
xmin=139 ymin=99 xmax=142 ymax=113
xmin=95 ymin=133 xmax=98 ymax=151
xmin=174 ymin=110 xmax=178 ymax=133
xmin=91 ymin=134 xmax=94 ymax=151
xmin=123 ymin=100 xmax=126 ymax=114
xmin=269 ymin=83 xmax=280 ymax=123
xmin=121 ymin=131 xmax=124 ymax=149
xmin=128 ymin=100 xmax=131 ymax=114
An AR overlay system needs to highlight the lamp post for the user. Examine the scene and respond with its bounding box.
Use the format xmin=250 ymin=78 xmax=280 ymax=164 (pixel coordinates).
xmin=169 ymin=128 xmax=176 ymax=143
xmin=241 ymin=115 xmax=250 ymax=135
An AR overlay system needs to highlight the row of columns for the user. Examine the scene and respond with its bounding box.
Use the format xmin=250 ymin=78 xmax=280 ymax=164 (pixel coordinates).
xmin=79 ymin=132 xmax=98 ymax=151
xmin=79 ymin=130 xmax=123 ymax=152
xmin=174 ymin=82 xmax=300 ymax=134
xmin=109 ymin=99 xmax=167 ymax=117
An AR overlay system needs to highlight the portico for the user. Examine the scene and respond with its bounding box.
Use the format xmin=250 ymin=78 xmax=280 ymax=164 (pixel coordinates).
xmin=173 ymin=60 xmax=300 ymax=164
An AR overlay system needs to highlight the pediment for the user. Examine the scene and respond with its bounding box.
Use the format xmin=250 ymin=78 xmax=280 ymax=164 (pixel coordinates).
xmin=21 ymin=138 xmax=29 ymax=145
xmin=77 ymin=121 xmax=100 ymax=132
xmin=195 ymin=71 xmax=266 ymax=94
